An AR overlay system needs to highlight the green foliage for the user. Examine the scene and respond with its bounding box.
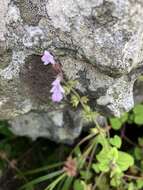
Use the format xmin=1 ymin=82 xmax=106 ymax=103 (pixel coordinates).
xmin=20 ymin=98 xmax=143 ymax=190
xmin=136 ymin=179 xmax=143 ymax=189
xmin=82 ymin=105 xmax=97 ymax=122
xmin=110 ymin=112 xmax=128 ymax=130
xmin=73 ymin=179 xmax=86 ymax=190
xmin=133 ymin=104 xmax=143 ymax=125
xmin=63 ymin=80 xmax=77 ymax=95
xmin=70 ymin=95 xmax=80 ymax=107
xmin=1 ymin=80 xmax=143 ymax=190
xmin=109 ymin=135 xmax=122 ymax=148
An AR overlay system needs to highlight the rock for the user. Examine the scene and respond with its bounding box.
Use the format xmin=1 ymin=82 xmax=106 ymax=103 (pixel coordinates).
xmin=0 ymin=0 xmax=143 ymax=142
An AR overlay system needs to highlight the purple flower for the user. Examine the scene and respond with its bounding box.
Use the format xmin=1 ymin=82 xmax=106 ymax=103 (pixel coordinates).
xmin=41 ymin=50 xmax=55 ymax=65
xmin=50 ymin=77 xmax=64 ymax=102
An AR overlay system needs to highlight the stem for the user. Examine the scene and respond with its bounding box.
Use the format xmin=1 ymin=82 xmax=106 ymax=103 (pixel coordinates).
xmin=20 ymin=170 xmax=64 ymax=190
xmin=121 ymin=125 xmax=137 ymax=147
xmin=45 ymin=173 xmax=66 ymax=190
xmin=123 ymin=136 xmax=137 ymax=147
xmin=78 ymin=142 xmax=96 ymax=170
xmin=124 ymin=174 xmax=143 ymax=180
xmin=64 ymin=80 xmax=101 ymax=131
xmin=69 ymin=134 xmax=95 ymax=156
xmin=23 ymin=162 xmax=64 ymax=176
xmin=0 ymin=154 xmax=28 ymax=183
xmin=85 ymin=144 xmax=97 ymax=183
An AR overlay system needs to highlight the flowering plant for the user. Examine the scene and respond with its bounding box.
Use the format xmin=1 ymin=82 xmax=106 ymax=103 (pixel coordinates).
xmin=41 ymin=51 xmax=64 ymax=102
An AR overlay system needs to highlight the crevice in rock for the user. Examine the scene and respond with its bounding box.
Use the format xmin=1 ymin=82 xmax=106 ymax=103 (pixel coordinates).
xmin=19 ymin=54 xmax=57 ymax=104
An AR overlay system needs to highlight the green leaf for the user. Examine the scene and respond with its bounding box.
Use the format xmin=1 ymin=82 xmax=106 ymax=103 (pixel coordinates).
xmin=128 ymin=114 xmax=134 ymax=124
xmin=110 ymin=118 xmax=122 ymax=130
xmin=117 ymin=151 xmax=134 ymax=171
xmin=134 ymin=115 xmax=143 ymax=125
xmin=92 ymin=163 xmax=100 ymax=173
xmin=96 ymin=134 xmax=109 ymax=148
xmin=71 ymin=95 xmax=80 ymax=108
xmin=68 ymin=80 xmax=77 ymax=88
xmin=109 ymin=135 xmax=122 ymax=148
xmin=80 ymin=171 xmax=92 ymax=181
xmin=110 ymin=176 xmax=121 ymax=187
xmin=96 ymin=147 xmax=118 ymax=172
xmin=120 ymin=112 xmax=128 ymax=123
xmin=81 ymin=96 xmax=89 ymax=104
xmin=73 ymin=180 xmax=85 ymax=190
xmin=63 ymin=86 xmax=71 ymax=95
xmin=133 ymin=104 xmax=143 ymax=115
xmin=61 ymin=177 xmax=73 ymax=190
xmin=136 ymin=179 xmax=143 ymax=189
xmin=96 ymin=147 xmax=118 ymax=163
xmin=110 ymin=112 xmax=128 ymax=130
xmin=138 ymin=137 xmax=143 ymax=147
xmin=133 ymin=104 xmax=143 ymax=125
xmin=128 ymin=182 xmax=135 ymax=190
xmin=134 ymin=147 xmax=142 ymax=160
xmin=95 ymin=175 xmax=109 ymax=190
xmin=90 ymin=128 xmax=99 ymax=135
xmin=82 ymin=107 xmax=97 ymax=122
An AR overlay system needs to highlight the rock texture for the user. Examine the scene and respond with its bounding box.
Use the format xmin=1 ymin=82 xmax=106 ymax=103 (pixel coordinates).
xmin=0 ymin=0 xmax=143 ymax=142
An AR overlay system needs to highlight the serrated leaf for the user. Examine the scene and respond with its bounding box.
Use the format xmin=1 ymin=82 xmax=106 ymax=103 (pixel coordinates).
xmin=68 ymin=80 xmax=77 ymax=88
xmin=82 ymin=108 xmax=97 ymax=122
xmin=71 ymin=95 xmax=79 ymax=107
xmin=110 ymin=118 xmax=122 ymax=130
xmin=109 ymin=135 xmax=122 ymax=148
xmin=96 ymin=147 xmax=118 ymax=172
xmin=110 ymin=175 xmax=122 ymax=187
xmin=81 ymin=96 xmax=89 ymax=104
xmin=92 ymin=163 xmax=100 ymax=173
xmin=117 ymin=151 xmax=134 ymax=171
xmin=63 ymin=86 xmax=71 ymax=95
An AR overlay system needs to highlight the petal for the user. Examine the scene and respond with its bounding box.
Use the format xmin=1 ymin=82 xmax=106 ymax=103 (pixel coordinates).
xmin=52 ymin=78 xmax=60 ymax=86
xmin=41 ymin=50 xmax=55 ymax=65
xmin=52 ymin=91 xmax=63 ymax=102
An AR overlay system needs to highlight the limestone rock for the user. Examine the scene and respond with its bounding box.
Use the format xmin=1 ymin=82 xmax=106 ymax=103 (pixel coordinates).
xmin=0 ymin=0 xmax=143 ymax=142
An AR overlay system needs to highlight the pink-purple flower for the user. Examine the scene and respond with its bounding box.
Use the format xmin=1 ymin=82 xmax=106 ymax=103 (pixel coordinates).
xmin=50 ymin=77 xmax=64 ymax=102
xmin=41 ymin=50 xmax=64 ymax=102
xmin=41 ymin=50 xmax=55 ymax=65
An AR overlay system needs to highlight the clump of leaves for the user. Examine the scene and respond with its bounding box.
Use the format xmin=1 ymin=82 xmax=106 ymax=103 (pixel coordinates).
xmin=109 ymin=104 xmax=143 ymax=130
xmin=19 ymin=80 xmax=143 ymax=190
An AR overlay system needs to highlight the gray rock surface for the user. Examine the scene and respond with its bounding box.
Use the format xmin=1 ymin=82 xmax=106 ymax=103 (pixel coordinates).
xmin=0 ymin=0 xmax=143 ymax=142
